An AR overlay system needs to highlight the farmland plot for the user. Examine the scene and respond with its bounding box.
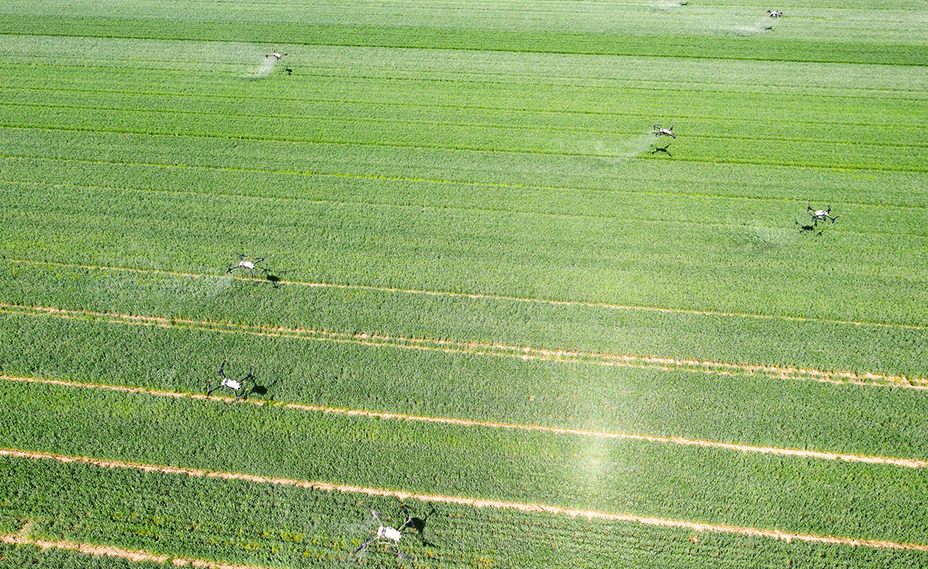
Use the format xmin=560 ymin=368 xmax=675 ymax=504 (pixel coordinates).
xmin=0 ymin=0 xmax=927 ymax=567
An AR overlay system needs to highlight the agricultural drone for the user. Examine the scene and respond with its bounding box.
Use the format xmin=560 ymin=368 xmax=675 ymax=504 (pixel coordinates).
xmin=266 ymin=51 xmax=288 ymax=60
xmin=652 ymin=124 xmax=676 ymax=139
xmin=206 ymin=359 xmax=254 ymax=402
xmin=767 ymin=10 xmax=783 ymax=17
xmin=227 ymin=252 xmax=270 ymax=277
xmin=807 ymin=204 xmax=840 ymax=225
xmin=352 ymin=502 xmax=434 ymax=561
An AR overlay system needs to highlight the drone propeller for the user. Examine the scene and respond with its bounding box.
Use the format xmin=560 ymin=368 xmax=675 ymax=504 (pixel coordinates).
xmin=352 ymin=532 xmax=376 ymax=556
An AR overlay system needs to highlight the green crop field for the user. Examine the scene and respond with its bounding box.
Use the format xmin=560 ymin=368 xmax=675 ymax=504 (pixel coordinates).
xmin=1 ymin=0 xmax=927 ymax=567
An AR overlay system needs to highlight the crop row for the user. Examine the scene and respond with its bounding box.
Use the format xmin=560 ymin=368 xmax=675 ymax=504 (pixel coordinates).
xmin=3 ymin=74 xmax=925 ymax=140
xmin=2 ymin=102 xmax=925 ymax=172
xmin=0 ymin=378 xmax=926 ymax=543
xmin=3 ymin=378 xmax=928 ymax=546
xmin=2 ymin=260 xmax=926 ymax=380
xmin=5 ymin=122 xmax=928 ymax=211
xmin=5 ymin=52 xmax=927 ymax=105
xmin=2 ymin=178 xmax=927 ymax=326
xmin=1 ymin=10 xmax=926 ymax=66
xmin=7 ymin=141 xmax=928 ymax=216
xmin=7 ymin=455 xmax=927 ymax=568
xmin=3 ymin=308 xmax=928 ymax=461
xmin=6 ymin=0 xmax=925 ymax=41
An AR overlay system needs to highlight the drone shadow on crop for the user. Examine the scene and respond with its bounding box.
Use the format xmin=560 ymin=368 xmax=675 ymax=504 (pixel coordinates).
xmin=237 ymin=268 xmax=285 ymax=288
xmin=263 ymin=270 xmax=283 ymax=288
xmin=650 ymin=143 xmax=673 ymax=157
xmin=795 ymin=220 xmax=824 ymax=236
xmin=406 ymin=506 xmax=438 ymax=547
xmin=241 ymin=377 xmax=278 ymax=402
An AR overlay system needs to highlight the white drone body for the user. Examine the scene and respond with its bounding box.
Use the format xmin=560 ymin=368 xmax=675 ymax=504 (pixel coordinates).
xmin=352 ymin=503 xmax=421 ymax=561
xmin=652 ymin=124 xmax=676 ymax=139
xmin=227 ymin=252 xmax=269 ymax=277
xmin=378 ymin=525 xmax=402 ymax=544
xmin=807 ymin=204 xmax=840 ymax=225
xmin=206 ymin=360 xmax=254 ymax=404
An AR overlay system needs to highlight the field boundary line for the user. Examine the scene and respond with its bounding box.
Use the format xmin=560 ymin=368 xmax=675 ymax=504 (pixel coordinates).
xmin=3 ymin=300 xmax=926 ymax=390
xmin=4 ymin=374 xmax=927 ymax=469
xmin=0 ymin=532 xmax=279 ymax=569
xmin=3 ymin=447 xmax=927 ymax=553
xmin=7 ymin=257 xmax=927 ymax=332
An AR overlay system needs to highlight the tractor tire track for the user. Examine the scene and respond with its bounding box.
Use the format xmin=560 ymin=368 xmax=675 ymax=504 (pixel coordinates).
xmin=4 ymin=374 xmax=927 ymax=470
xmin=3 ymin=448 xmax=928 ymax=553
xmin=2 ymin=301 xmax=925 ymax=390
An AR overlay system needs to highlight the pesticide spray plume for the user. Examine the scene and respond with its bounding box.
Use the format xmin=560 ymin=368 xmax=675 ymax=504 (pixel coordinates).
xmin=251 ymin=56 xmax=278 ymax=79
xmin=730 ymin=14 xmax=778 ymax=36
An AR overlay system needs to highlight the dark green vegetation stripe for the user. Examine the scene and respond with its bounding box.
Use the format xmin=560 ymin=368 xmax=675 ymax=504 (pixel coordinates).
xmin=3 ymin=381 xmax=928 ymax=548
xmin=2 ymin=17 xmax=927 ymax=65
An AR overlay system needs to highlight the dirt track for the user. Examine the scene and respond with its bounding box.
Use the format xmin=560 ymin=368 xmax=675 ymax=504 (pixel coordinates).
xmin=3 ymin=374 xmax=926 ymax=469
xmin=3 ymin=447 xmax=927 ymax=553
